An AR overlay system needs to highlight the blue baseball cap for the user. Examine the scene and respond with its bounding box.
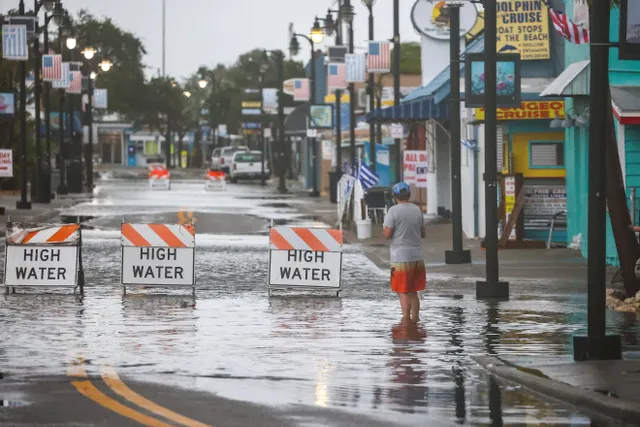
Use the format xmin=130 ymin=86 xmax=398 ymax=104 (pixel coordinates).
xmin=392 ymin=182 xmax=410 ymax=196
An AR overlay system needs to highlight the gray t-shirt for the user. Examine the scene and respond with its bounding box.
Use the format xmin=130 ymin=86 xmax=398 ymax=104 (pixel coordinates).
xmin=383 ymin=203 xmax=424 ymax=263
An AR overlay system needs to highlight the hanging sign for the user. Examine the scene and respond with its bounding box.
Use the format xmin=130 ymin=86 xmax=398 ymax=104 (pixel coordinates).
xmin=0 ymin=149 xmax=13 ymax=177
xmin=475 ymin=100 xmax=565 ymax=121
xmin=496 ymin=0 xmax=551 ymax=60
xmin=410 ymin=0 xmax=479 ymax=40
xmin=391 ymin=123 xmax=404 ymax=139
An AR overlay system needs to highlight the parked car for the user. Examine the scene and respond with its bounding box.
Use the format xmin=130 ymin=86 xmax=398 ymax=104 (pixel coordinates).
xmin=219 ymin=146 xmax=249 ymax=173
xmin=228 ymin=150 xmax=269 ymax=183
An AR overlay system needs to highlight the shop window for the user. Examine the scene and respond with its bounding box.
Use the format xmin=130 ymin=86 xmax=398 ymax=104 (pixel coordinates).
xmin=144 ymin=140 xmax=159 ymax=155
xmin=530 ymin=142 xmax=564 ymax=168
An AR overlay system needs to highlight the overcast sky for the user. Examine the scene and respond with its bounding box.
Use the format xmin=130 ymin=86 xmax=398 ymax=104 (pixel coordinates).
xmin=1 ymin=0 xmax=422 ymax=80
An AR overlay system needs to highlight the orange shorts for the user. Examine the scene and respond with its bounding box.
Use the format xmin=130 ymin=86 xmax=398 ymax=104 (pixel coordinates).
xmin=390 ymin=261 xmax=426 ymax=293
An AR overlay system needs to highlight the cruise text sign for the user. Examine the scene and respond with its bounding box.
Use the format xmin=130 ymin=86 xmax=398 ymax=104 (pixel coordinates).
xmin=4 ymin=223 xmax=80 ymax=287
xmin=121 ymin=223 xmax=195 ymax=287
xmin=268 ymin=227 xmax=343 ymax=289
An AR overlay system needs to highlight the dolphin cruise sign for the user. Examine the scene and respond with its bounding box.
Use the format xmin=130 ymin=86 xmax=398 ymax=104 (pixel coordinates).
xmin=496 ymin=0 xmax=551 ymax=60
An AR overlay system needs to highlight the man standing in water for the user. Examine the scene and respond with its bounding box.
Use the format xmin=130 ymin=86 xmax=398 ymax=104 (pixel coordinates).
xmin=383 ymin=182 xmax=426 ymax=323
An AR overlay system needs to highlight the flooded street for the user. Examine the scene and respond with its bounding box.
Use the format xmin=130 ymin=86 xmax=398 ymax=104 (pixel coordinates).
xmin=1 ymin=177 xmax=639 ymax=426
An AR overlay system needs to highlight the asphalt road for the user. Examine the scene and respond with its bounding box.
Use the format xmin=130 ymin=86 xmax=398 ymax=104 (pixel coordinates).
xmin=0 ymin=175 xmax=636 ymax=426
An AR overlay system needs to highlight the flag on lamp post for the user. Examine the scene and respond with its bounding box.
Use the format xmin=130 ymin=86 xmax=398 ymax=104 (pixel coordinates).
xmin=2 ymin=25 xmax=29 ymax=60
xmin=367 ymin=41 xmax=391 ymax=73
xmin=293 ymin=78 xmax=310 ymax=101
xmin=93 ymin=89 xmax=108 ymax=109
xmin=66 ymin=71 xmax=82 ymax=94
xmin=42 ymin=54 xmax=63 ymax=81
xmin=327 ymin=62 xmax=347 ymax=91
xmin=52 ymin=63 xmax=71 ymax=89
xmin=345 ymin=53 xmax=367 ymax=83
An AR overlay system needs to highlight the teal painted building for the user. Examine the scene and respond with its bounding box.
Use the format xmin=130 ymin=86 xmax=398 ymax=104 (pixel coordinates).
xmin=548 ymin=2 xmax=640 ymax=265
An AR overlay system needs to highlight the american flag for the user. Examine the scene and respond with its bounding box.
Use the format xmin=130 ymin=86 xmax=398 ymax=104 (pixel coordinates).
xmin=293 ymin=78 xmax=310 ymax=102
xmin=66 ymin=71 xmax=82 ymax=94
xmin=2 ymin=25 xmax=28 ymax=61
xmin=93 ymin=89 xmax=108 ymax=109
xmin=345 ymin=54 xmax=366 ymax=83
xmin=327 ymin=63 xmax=347 ymax=91
xmin=549 ymin=6 xmax=589 ymax=44
xmin=52 ymin=63 xmax=71 ymax=89
xmin=42 ymin=54 xmax=63 ymax=81
xmin=367 ymin=41 xmax=391 ymax=73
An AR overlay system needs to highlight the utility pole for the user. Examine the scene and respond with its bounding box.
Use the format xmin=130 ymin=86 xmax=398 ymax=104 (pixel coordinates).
xmin=310 ymin=45 xmax=319 ymax=197
xmin=393 ymin=0 xmax=401 ymax=182
xmin=33 ymin=0 xmax=43 ymax=203
xmin=17 ymin=0 xmax=31 ymax=209
xmin=57 ymin=27 xmax=67 ymax=196
xmin=366 ymin=1 xmax=376 ymax=172
xmin=276 ymin=51 xmax=287 ymax=193
xmin=476 ymin=0 xmax=508 ymax=298
xmin=162 ymin=0 xmax=166 ymax=77
xmin=86 ymin=71 xmax=94 ymax=192
xmin=572 ymin=0 xmax=621 ymax=361
xmin=43 ymin=11 xmax=53 ymax=203
xmin=347 ymin=0 xmax=356 ymax=172
xmin=445 ymin=4 xmax=471 ymax=265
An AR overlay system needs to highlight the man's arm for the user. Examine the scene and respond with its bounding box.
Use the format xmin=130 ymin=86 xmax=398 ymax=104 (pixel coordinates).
xmin=421 ymin=224 xmax=426 ymax=239
xmin=383 ymin=226 xmax=393 ymax=240
xmin=383 ymin=209 xmax=394 ymax=240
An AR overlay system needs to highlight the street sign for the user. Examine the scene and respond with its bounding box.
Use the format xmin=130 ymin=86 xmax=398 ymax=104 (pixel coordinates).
xmin=242 ymin=101 xmax=261 ymax=108
xmin=243 ymin=122 xmax=261 ymax=129
xmin=241 ymin=108 xmax=261 ymax=115
xmin=0 ymin=149 xmax=13 ymax=177
xmin=403 ymin=150 xmax=429 ymax=185
xmin=205 ymin=170 xmax=226 ymax=191
xmin=268 ymin=227 xmax=343 ymax=295
xmin=148 ymin=164 xmax=170 ymax=190
xmin=306 ymin=129 xmax=318 ymax=138
xmin=120 ymin=223 xmax=195 ymax=288
xmin=390 ymin=123 xmax=404 ymax=139
xmin=4 ymin=223 xmax=81 ymax=289
xmin=244 ymin=89 xmax=260 ymax=94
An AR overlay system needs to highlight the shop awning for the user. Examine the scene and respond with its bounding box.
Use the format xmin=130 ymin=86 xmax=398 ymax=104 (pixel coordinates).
xmin=540 ymin=60 xmax=590 ymax=97
xmin=611 ymin=86 xmax=640 ymax=124
xmin=365 ymin=97 xmax=449 ymax=123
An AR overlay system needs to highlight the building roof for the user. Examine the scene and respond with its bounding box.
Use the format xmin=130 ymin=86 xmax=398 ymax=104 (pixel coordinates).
xmin=540 ymin=60 xmax=591 ymax=97
xmin=365 ymin=96 xmax=449 ymax=123
xmin=611 ymin=86 xmax=640 ymax=124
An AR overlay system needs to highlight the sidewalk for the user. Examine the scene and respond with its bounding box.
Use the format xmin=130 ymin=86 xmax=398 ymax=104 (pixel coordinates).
xmin=0 ymin=193 xmax=89 ymax=236
xmin=293 ymin=185 xmax=619 ymax=285
xmin=474 ymin=356 xmax=640 ymax=425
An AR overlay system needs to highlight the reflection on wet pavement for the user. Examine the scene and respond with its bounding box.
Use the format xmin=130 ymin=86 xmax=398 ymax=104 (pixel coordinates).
xmin=1 ymin=179 xmax=637 ymax=425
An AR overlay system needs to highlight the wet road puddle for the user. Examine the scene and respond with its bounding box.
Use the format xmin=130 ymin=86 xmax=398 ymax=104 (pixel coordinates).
xmin=1 ymin=180 xmax=638 ymax=425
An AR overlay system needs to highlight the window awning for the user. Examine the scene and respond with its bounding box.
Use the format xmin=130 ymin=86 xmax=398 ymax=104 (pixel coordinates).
xmin=611 ymin=86 xmax=640 ymax=124
xmin=540 ymin=60 xmax=590 ymax=97
xmin=284 ymin=103 xmax=309 ymax=136
xmin=365 ymin=96 xmax=449 ymax=123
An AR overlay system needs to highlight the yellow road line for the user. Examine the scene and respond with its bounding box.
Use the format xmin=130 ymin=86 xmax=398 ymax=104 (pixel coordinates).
xmin=101 ymin=366 xmax=213 ymax=427
xmin=71 ymin=380 xmax=174 ymax=427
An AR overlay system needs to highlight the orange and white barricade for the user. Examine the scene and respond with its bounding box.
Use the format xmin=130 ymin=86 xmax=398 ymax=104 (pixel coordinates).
xmin=120 ymin=223 xmax=196 ymax=291
xmin=205 ymin=170 xmax=226 ymax=191
xmin=267 ymin=226 xmax=343 ymax=296
xmin=148 ymin=164 xmax=171 ymax=190
xmin=4 ymin=222 xmax=83 ymax=291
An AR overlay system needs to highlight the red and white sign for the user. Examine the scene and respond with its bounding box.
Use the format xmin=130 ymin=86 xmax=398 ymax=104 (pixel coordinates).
xmin=403 ymin=150 xmax=428 ymax=185
xmin=0 ymin=149 xmax=13 ymax=177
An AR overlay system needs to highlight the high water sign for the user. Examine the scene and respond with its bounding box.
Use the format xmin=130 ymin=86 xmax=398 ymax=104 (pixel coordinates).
xmin=496 ymin=0 xmax=550 ymax=60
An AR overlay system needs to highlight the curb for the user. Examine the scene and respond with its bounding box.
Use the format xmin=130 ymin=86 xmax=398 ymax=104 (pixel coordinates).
xmin=472 ymin=355 xmax=640 ymax=425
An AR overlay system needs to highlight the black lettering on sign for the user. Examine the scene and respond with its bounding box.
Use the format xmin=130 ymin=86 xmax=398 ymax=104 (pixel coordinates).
xmin=23 ymin=248 xmax=61 ymax=262
xmin=132 ymin=265 xmax=184 ymax=280
xmin=15 ymin=267 xmax=66 ymax=280
xmin=140 ymin=248 xmax=178 ymax=261
xmin=286 ymin=250 xmax=325 ymax=263
xmin=279 ymin=267 xmax=332 ymax=282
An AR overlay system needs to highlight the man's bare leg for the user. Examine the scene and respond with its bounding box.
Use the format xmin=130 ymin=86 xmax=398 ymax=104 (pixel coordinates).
xmin=398 ymin=292 xmax=411 ymax=322
xmin=409 ymin=292 xmax=420 ymax=323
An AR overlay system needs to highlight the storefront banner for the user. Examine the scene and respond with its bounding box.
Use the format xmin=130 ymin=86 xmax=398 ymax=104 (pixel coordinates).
xmin=475 ymin=100 xmax=565 ymax=121
xmin=497 ymin=0 xmax=551 ymax=60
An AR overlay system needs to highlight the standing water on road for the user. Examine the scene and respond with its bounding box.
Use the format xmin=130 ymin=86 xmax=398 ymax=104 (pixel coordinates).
xmin=1 ymin=179 xmax=637 ymax=426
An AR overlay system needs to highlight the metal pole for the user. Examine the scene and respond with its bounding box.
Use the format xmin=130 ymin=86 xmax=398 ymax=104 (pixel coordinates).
xmin=68 ymin=49 xmax=80 ymax=193
xmin=33 ymin=0 xmax=43 ymax=203
xmin=17 ymin=0 xmax=30 ymax=209
xmin=393 ymin=0 xmax=401 ymax=182
xmin=334 ymin=13 xmax=343 ymax=174
xmin=162 ymin=0 xmax=166 ymax=77
xmin=367 ymin=5 xmax=376 ymax=172
xmin=86 ymin=73 xmax=94 ymax=192
xmin=310 ymin=39 xmax=319 ymax=197
xmin=445 ymin=5 xmax=471 ymax=265
xmin=43 ymin=16 xmax=52 ymax=203
xmin=476 ymin=0 xmax=508 ymax=298
xmin=276 ymin=51 xmax=287 ymax=193
xmin=347 ymin=10 xmax=356 ymax=172
xmin=260 ymin=85 xmax=266 ymax=186
xmin=376 ymin=93 xmax=382 ymax=145
xmin=573 ymin=0 xmax=620 ymax=361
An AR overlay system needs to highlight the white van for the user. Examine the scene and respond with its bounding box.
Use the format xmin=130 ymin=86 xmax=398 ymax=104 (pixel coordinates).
xmin=228 ymin=151 xmax=269 ymax=183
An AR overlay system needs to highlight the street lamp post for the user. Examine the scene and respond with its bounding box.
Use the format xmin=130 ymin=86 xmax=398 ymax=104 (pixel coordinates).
xmin=362 ymin=0 xmax=376 ymax=172
xmin=393 ymin=0 xmax=401 ymax=182
xmin=264 ymin=50 xmax=287 ymax=193
xmin=57 ymin=21 xmax=67 ymax=195
xmin=322 ymin=6 xmax=343 ymax=177
xmin=16 ymin=0 xmax=31 ymax=209
xmin=291 ymin=24 xmax=323 ymax=197
xmin=66 ymin=32 xmax=81 ymax=193
xmin=340 ymin=0 xmax=356 ymax=173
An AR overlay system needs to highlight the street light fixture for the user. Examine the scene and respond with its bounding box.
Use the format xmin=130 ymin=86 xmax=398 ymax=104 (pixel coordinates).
xmin=99 ymin=58 xmax=112 ymax=72
xmin=82 ymin=46 xmax=96 ymax=60
xmin=52 ymin=2 xmax=64 ymax=25
xmin=198 ymin=79 xmax=208 ymax=89
xmin=310 ymin=18 xmax=325 ymax=44
xmin=41 ymin=0 xmax=56 ymax=12
xmin=66 ymin=36 xmax=77 ymax=50
xmin=184 ymin=91 xmax=192 ymax=98
xmin=289 ymin=36 xmax=300 ymax=56
xmin=361 ymin=0 xmax=376 ymax=6
xmin=340 ymin=2 xmax=355 ymax=23
xmin=90 ymin=71 xmax=97 ymax=79
xmin=324 ymin=10 xmax=335 ymax=36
